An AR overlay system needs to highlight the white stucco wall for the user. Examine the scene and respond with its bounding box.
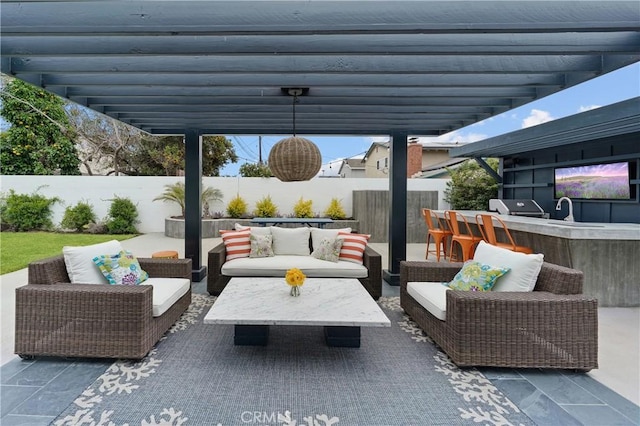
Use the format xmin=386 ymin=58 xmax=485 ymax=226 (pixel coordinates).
xmin=0 ymin=175 xmax=450 ymax=233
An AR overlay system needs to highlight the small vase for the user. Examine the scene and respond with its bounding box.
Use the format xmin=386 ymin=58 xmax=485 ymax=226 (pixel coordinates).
xmin=290 ymin=285 xmax=301 ymax=297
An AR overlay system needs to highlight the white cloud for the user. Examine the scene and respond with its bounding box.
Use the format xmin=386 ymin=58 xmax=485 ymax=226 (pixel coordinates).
xmin=417 ymin=131 xmax=488 ymax=144
xmin=578 ymin=104 xmax=601 ymax=113
xmin=522 ymin=109 xmax=555 ymax=128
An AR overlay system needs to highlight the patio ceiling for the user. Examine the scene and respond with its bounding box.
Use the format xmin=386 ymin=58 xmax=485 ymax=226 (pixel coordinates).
xmin=1 ymin=1 xmax=639 ymax=136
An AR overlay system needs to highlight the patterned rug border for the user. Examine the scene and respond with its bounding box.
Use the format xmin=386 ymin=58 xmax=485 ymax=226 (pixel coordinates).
xmin=53 ymin=294 xmax=530 ymax=426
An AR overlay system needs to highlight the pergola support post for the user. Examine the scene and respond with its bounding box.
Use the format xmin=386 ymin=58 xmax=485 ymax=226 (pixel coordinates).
xmin=184 ymin=129 xmax=206 ymax=282
xmin=383 ymin=131 xmax=408 ymax=286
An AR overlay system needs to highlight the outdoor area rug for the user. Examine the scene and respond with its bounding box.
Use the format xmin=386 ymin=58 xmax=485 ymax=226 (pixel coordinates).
xmin=52 ymin=294 xmax=534 ymax=426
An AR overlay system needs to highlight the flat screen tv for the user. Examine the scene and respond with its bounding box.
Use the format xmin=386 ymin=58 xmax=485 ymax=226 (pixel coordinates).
xmin=554 ymin=161 xmax=631 ymax=200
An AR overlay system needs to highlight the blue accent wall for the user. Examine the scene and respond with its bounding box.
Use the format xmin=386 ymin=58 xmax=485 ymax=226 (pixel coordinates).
xmin=501 ymin=133 xmax=639 ymax=223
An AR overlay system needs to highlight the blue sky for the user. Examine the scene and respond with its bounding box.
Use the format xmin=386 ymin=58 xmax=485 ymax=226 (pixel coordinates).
xmin=220 ymin=62 xmax=640 ymax=176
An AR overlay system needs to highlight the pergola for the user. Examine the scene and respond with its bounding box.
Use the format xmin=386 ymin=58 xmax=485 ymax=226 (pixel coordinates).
xmin=2 ymin=1 xmax=639 ymax=282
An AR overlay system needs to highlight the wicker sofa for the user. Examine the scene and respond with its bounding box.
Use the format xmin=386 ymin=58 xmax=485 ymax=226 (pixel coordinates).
xmin=400 ymin=260 xmax=598 ymax=370
xmin=207 ymin=231 xmax=382 ymax=299
xmin=15 ymin=255 xmax=192 ymax=360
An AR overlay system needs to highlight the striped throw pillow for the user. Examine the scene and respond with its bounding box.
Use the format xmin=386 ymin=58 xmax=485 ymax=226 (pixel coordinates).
xmin=219 ymin=229 xmax=251 ymax=261
xmin=337 ymin=232 xmax=370 ymax=265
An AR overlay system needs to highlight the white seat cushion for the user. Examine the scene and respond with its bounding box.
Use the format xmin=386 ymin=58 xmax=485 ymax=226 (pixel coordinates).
xmin=63 ymin=240 xmax=123 ymax=284
xmin=146 ymin=278 xmax=191 ymax=317
xmin=221 ymin=255 xmax=368 ymax=278
xmin=407 ymin=281 xmax=450 ymax=321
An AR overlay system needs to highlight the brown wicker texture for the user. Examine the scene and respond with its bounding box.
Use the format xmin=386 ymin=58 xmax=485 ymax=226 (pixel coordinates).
xmin=268 ymin=136 xmax=322 ymax=181
xmin=207 ymin=242 xmax=382 ymax=300
xmin=400 ymin=260 xmax=598 ymax=370
xmin=15 ymin=255 xmax=192 ymax=360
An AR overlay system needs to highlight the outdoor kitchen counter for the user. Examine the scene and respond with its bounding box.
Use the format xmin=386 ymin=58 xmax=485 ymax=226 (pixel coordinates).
xmin=438 ymin=210 xmax=640 ymax=307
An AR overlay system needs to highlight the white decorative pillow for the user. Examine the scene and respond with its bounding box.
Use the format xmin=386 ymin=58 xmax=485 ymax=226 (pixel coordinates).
xmin=310 ymin=227 xmax=352 ymax=251
xmin=270 ymin=226 xmax=311 ymax=256
xmin=311 ymin=237 xmax=343 ymax=262
xmin=63 ymin=239 xmax=123 ymax=284
xmin=472 ymin=241 xmax=544 ymax=292
xmin=235 ymin=223 xmax=272 ymax=236
xmin=249 ymin=234 xmax=275 ymax=258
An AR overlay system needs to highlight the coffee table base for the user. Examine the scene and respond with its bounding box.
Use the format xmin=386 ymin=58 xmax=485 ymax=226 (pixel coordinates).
xmin=324 ymin=326 xmax=361 ymax=348
xmin=233 ymin=325 xmax=361 ymax=347
xmin=234 ymin=325 xmax=269 ymax=346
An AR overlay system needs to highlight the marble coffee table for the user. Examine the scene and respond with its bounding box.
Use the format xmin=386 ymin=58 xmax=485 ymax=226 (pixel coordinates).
xmin=203 ymin=277 xmax=390 ymax=347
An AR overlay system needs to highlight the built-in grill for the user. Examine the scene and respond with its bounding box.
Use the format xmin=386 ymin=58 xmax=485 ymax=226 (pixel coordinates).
xmin=488 ymin=199 xmax=547 ymax=218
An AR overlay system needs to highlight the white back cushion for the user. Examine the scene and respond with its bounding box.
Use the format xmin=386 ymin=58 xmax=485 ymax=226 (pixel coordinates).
xmin=63 ymin=239 xmax=123 ymax=284
xmin=235 ymin=223 xmax=272 ymax=236
xmin=270 ymin=227 xmax=311 ymax=255
xmin=473 ymin=241 xmax=544 ymax=292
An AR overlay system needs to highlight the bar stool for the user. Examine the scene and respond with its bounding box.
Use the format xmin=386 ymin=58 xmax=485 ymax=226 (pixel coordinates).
xmin=421 ymin=208 xmax=452 ymax=262
xmin=444 ymin=210 xmax=483 ymax=262
xmin=475 ymin=214 xmax=533 ymax=254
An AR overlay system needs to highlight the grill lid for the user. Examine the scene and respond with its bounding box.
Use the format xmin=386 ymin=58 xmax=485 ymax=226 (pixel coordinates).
xmin=489 ymin=199 xmax=546 ymax=217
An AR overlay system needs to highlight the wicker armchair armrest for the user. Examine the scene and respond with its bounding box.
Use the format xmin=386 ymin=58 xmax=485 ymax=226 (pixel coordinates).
xmin=28 ymin=255 xmax=69 ymax=285
xmin=15 ymin=283 xmax=155 ymax=357
xmin=207 ymin=242 xmax=228 ymax=295
xmin=400 ymin=261 xmax=463 ymax=291
xmin=445 ymin=290 xmax=598 ymax=369
xmin=138 ymin=258 xmax=192 ymax=280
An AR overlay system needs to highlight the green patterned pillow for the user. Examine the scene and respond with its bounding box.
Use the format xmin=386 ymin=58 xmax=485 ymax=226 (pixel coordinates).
xmin=249 ymin=234 xmax=275 ymax=258
xmin=311 ymin=237 xmax=343 ymax=262
xmin=92 ymin=250 xmax=149 ymax=285
xmin=447 ymin=260 xmax=510 ymax=292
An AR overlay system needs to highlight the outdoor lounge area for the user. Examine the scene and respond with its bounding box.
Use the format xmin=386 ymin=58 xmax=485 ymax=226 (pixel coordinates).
xmin=1 ymin=234 xmax=638 ymax=425
xmin=1 ymin=1 xmax=639 ymax=424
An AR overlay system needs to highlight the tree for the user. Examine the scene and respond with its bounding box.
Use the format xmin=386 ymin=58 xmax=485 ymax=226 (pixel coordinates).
xmin=239 ymin=162 xmax=272 ymax=177
xmin=153 ymin=181 xmax=223 ymax=218
xmin=0 ymin=78 xmax=80 ymax=175
xmin=444 ymin=158 xmax=499 ymax=210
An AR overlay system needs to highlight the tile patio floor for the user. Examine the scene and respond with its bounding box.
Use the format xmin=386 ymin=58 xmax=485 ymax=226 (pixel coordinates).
xmin=1 ymin=234 xmax=638 ymax=425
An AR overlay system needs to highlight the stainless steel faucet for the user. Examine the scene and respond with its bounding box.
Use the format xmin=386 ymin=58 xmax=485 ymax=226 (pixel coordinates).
xmin=555 ymin=197 xmax=574 ymax=222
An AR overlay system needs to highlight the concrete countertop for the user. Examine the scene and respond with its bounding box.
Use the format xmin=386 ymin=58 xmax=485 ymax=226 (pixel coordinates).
xmin=436 ymin=210 xmax=640 ymax=241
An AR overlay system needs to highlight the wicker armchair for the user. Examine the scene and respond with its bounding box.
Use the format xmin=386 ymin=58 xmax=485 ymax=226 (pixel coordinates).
xmin=400 ymin=260 xmax=598 ymax=371
xmin=15 ymin=255 xmax=192 ymax=360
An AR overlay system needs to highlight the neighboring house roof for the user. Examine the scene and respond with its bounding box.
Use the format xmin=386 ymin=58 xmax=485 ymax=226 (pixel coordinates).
xmin=338 ymin=158 xmax=366 ymax=175
xmin=450 ymin=97 xmax=640 ymax=158
xmin=362 ymin=142 xmax=390 ymax=161
xmin=415 ymin=157 xmax=470 ymax=178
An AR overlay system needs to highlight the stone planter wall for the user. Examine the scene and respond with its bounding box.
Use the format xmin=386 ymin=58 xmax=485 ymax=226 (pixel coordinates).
xmin=164 ymin=217 xmax=360 ymax=239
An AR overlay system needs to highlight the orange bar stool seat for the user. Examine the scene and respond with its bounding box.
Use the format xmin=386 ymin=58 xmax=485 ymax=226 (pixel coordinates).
xmin=151 ymin=250 xmax=179 ymax=259
xmin=422 ymin=208 xmax=452 ymax=262
xmin=445 ymin=210 xmax=483 ymax=262
xmin=475 ymin=213 xmax=533 ymax=254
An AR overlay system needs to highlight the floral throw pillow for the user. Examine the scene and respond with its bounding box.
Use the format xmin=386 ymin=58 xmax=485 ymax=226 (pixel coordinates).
xmin=249 ymin=234 xmax=275 ymax=258
xmin=93 ymin=250 xmax=149 ymax=286
xmin=311 ymin=237 xmax=343 ymax=263
xmin=447 ymin=260 xmax=510 ymax=292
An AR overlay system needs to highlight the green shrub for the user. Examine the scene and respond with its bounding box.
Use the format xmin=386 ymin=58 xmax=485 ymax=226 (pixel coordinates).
xmin=105 ymin=196 xmax=139 ymax=234
xmin=0 ymin=189 xmax=59 ymax=231
xmin=226 ymin=195 xmax=248 ymax=218
xmin=153 ymin=181 xmax=223 ymax=218
xmin=324 ymin=198 xmax=347 ymax=219
xmin=444 ymin=158 xmax=499 ymax=210
xmin=293 ymin=197 xmax=313 ymax=218
xmin=254 ymin=195 xmax=278 ymax=218
xmin=61 ymin=201 xmax=97 ymax=232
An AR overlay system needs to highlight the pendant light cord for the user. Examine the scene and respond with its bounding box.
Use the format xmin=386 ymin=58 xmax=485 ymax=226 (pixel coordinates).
xmin=292 ymin=93 xmax=298 ymax=136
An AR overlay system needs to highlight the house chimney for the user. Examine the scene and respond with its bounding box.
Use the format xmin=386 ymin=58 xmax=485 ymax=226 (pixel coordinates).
xmin=407 ymin=139 xmax=422 ymax=178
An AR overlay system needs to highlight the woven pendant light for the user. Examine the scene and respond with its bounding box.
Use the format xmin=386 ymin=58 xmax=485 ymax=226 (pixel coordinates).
xmin=269 ymin=88 xmax=321 ymax=182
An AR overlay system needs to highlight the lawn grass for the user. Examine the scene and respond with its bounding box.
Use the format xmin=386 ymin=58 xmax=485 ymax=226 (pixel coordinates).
xmin=0 ymin=232 xmax=137 ymax=275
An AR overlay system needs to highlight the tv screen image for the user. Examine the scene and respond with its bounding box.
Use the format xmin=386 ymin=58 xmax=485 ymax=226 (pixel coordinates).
xmin=554 ymin=162 xmax=631 ymax=200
